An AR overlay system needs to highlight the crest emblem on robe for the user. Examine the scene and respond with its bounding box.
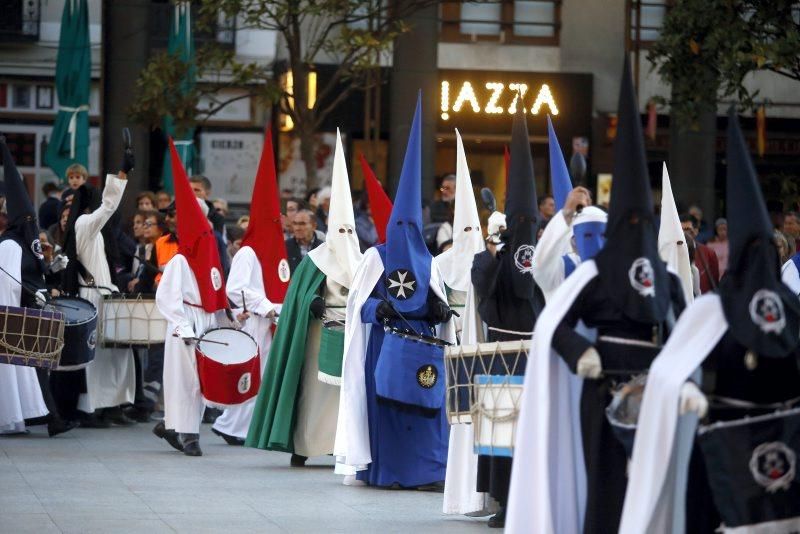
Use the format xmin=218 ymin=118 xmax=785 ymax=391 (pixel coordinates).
xmin=749 ymin=441 xmax=796 ymax=493
xmin=749 ymin=289 xmax=786 ymax=334
xmin=31 ymin=239 xmax=44 ymax=260
xmin=386 ymin=269 xmax=416 ymax=300
xmin=514 ymin=244 xmax=536 ymax=274
xmin=417 ymin=365 xmax=437 ymax=388
xmin=628 ymin=257 xmax=655 ymax=297
xmin=278 ymin=259 xmax=291 ymax=283
xmin=210 ymin=267 xmax=222 ymax=291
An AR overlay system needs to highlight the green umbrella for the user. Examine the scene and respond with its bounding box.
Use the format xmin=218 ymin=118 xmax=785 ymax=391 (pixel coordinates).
xmin=161 ymin=1 xmax=196 ymax=194
xmin=45 ymin=0 xmax=90 ymax=181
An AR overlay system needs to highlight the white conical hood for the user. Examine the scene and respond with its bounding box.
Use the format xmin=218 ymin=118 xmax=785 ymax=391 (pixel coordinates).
xmin=308 ymin=129 xmax=363 ymax=288
xmin=436 ymin=129 xmax=485 ymax=291
xmin=658 ymin=163 xmax=694 ymax=304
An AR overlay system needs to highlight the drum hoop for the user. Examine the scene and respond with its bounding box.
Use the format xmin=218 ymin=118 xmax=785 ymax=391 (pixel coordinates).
xmin=198 ymin=327 xmax=257 ymax=345
xmin=49 ymin=297 xmax=98 ymax=325
xmin=697 ymin=406 xmax=800 ymax=435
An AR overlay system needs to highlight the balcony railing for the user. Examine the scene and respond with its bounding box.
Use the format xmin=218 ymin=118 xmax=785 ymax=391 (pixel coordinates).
xmin=0 ymin=0 xmax=40 ymax=42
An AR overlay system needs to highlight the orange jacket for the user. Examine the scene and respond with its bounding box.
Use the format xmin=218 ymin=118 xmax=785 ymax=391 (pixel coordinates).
xmin=155 ymin=234 xmax=179 ymax=285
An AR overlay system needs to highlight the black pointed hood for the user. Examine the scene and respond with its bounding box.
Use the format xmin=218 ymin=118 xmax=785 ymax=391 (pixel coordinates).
xmin=593 ymin=57 xmax=670 ymax=323
xmin=718 ymin=107 xmax=799 ymax=358
xmin=501 ymin=102 xmax=539 ymax=300
xmin=0 ymin=136 xmax=45 ymax=275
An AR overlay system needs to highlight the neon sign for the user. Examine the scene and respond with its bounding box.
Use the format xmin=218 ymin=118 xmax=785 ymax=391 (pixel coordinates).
xmin=440 ymin=80 xmax=558 ymax=120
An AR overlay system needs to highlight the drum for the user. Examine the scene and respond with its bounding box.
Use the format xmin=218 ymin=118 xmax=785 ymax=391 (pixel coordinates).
xmin=0 ymin=305 xmax=65 ymax=369
xmin=605 ymin=374 xmax=647 ymax=459
xmin=698 ymin=407 xmax=800 ymax=532
xmin=100 ymin=293 xmax=166 ymax=347
xmin=195 ymin=327 xmax=260 ymax=408
xmin=318 ymin=320 xmax=345 ymax=385
xmin=472 ymin=374 xmax=525 ymax=457
xmin=375 ymin=326 xmax=449 ymax=410
xmin=49 ymin=296 xmax=98 ymax=371
xmin=444 ymin=340 xmax=530 ymax=424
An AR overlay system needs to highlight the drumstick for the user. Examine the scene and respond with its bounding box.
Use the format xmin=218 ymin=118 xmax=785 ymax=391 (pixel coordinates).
xmin=241 ymin=291 xmax=247 ymax=314
xmin=171 ymin=334 xmax=229 ymax=346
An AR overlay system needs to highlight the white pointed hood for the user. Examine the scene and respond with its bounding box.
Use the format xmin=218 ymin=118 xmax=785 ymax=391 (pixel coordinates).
xmin=658 ymin=163 xmax=694 ymax=304
xmin=308 ymin=129 xmax=363 ymax=288
xmin=436 ymin=129 xmax=485 ymax=292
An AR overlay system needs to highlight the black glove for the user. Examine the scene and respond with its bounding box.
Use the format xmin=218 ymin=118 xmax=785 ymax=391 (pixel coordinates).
xmin=376 ymin=301 xmax=399 ymax=322
xmin=121 ymin=147 xmax=135 ymax=174
xmin=428 ymin=299 xmax=454 ymax=324
xmin=309 ymin=296 xmax=325 ymax=319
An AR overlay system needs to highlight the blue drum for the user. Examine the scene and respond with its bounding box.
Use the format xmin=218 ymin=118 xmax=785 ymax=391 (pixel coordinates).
xmin=49 ymin=296 xmax=98 ymax=371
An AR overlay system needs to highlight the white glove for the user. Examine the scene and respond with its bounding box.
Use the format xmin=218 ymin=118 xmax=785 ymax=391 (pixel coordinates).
xmin=50 ymin=254 xmax=69 ymax=273
xmin=34 ymin=289 xmax=48 ymax=307
xmin=679 ymin=381 xmax=708 ymax=418
xmin=576 ymin=347 xmax=602 ymax=379
xmin=176 ymin=324 xmax=196 ymax=340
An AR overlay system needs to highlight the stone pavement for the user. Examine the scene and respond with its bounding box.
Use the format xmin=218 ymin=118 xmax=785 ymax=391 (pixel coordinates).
xmin=0 ymin=423 xmax=489 ymax=533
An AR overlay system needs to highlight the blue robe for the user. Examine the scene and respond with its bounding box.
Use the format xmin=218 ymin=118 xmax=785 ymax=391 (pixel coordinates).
xmin=356 ymin=246 xmax=449 ymax=487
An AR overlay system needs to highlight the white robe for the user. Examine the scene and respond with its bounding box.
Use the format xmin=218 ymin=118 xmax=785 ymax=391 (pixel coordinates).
xmin=781 ymin=258 xmax=800 ymax=296
xmin=213 ymin=246 xmax=276 ymax=439
xmin=156 ymin=254 xmax=221 ymax=434
xmin=0 ymin=240 xmax=48 ymax=433
xmin=75 ymin=175 xmax=136 ymax=413
xmin=334 ymin=247 xmax=456 ymax=474
xmin=533 ymin=210 xmax=579 ymax=302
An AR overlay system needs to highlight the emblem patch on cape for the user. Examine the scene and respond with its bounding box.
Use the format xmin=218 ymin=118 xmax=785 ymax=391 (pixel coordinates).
xmin=386 ymin=269 xmax=416 ymax=300
xmin=514 ymin=244 xmax=536 ymax=274
xmin=31 ymin=239 xmax=44 ymax=260
xmin=749 ymin=289 xmax=786 ymax=334
xmin=417 ymin=365 xmax=437 ymax=388
xmin=237 ymin=372 xmax=252 ymax=394
xmin=210 ymin=267 xmax=223 ymax=291
xmin=749 ymin=441 xmax=796 ymax=493
xmin=88 ymin=330 xmax=97 ymax=350
xmin=628 ymin=257 xmax=655 ymax=297
xmin=278 ymin=259 xmax=291 ymax=283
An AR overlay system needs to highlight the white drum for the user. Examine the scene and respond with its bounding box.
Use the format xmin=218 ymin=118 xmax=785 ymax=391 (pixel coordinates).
xmin=473 ymin=374 xmax=525 ymax=458
xmin=100 ymin=294 xmax=167 ymax=347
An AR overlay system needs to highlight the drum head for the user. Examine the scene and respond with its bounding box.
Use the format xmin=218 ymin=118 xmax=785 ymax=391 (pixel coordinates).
xmin=198 ymin=328 xmax=257 ymax=365
xmin=49 ymin=297 xmax=97 ymax=325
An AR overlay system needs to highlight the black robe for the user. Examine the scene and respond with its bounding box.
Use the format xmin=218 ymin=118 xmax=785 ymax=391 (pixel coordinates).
xmin=551 ymin=272 xmax=686 ymax=534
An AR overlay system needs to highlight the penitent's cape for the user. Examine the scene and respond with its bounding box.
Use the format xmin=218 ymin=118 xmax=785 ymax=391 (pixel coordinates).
xmin=332 ymin=247 xmax=455 ymax=474
xmin=244 ymin=256 xmax=325 ymax=452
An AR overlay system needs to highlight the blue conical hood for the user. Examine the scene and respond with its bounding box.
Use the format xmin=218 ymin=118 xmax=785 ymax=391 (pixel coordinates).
xmin=547 ymin=115 xmax=572 ymax=211
xmin=385 ymin=93 xmax=431 ymax=312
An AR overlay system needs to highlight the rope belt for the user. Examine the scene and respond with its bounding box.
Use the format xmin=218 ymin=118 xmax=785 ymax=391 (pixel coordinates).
xmin=182 ymin=300 xmax=203 ymax=309
xmin=59 ymin=104 xmax=90 ymax=159
xmin=597 ymin=335 xmax=660 ymax=349
xmin=487 ymin=326 xmax=534 ymax=337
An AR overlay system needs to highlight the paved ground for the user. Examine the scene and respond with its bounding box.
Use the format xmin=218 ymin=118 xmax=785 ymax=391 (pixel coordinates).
xmin=0 ymin=422 xmax=489 ymax=533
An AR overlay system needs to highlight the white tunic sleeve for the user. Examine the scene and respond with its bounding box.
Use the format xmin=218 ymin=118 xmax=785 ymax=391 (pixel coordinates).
xmin=226 ymin=246 xmax=276 ymax=317
xmin=533 ymin=210 xmax=572 ymax=297
xmin=0 ymin=241 xmax=23 ymax=306
xmin=75 ymin=175 xmax=128 ymax=241
xmin=156 ymin=255 xmax=195 ymax=336
xmin=781 ymin=259 xmax=800 ymax=296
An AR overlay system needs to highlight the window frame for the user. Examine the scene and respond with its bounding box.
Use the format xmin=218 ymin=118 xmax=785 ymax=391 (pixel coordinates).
xmin=440 ymin=0 xmax=561 ymax=47
xmin=626 ymin=0 xmax=671 ymax=50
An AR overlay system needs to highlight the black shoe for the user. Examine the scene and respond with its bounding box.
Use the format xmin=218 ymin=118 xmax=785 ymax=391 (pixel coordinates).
xmin=79 ymin=413 xmax=112 ymax=429
xmin=415 ymin=481 xmax=445 ymax=493
xmin=123 ymin=407 xmax=152 ymax=423
xmin=182 ymin=440 xmax=203 ymax=457
xmin=202 ymin=407 xmax=223 ymax=424
xmin=487 ymin=508 xmax=506 ymax=529
xmin=152 ymin=421 xmax=183 ymax=452
xmin=104 ymin=407 xmax=137 ymax=426
xmin=47 ymin=418 xmax=78 ymax=437
xmin=290 ymin=454 xmax=308 ymax=467
xmin=211 ymin=427 xmax=245 ymax=446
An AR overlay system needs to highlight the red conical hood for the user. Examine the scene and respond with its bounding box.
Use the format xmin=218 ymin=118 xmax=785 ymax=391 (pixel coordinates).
xmin=358 ymin=153 xmax=392 ymax=244
xmin=241 ymin=129 xmax=291 ymax=302
xmin=169 ymin=138 xmax=228 ymax=313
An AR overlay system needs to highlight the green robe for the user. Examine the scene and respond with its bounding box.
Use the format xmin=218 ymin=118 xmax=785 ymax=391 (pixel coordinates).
xmin=245 ymin=256 xmax=325 ymax=451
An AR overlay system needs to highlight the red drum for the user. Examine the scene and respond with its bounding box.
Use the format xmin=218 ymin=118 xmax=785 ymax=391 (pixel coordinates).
xmin=195 ymin=327 xmax=260 ymax=408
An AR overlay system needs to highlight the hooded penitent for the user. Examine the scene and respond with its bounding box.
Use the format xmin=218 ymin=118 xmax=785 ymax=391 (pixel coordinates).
xmin=0 ymin=137 xmax=46 ymax=293
xmin=658 ymin=163 xmax=694 ymax=304
xmin=308 ymin=129 xmax=363 ymax=289
xmin=719 ymin=107 xmax=799 ymax=358
xmin=359 ymin=154 xmax=392 ymax=245
xmin=384 ymin=93 xmax=431 ymax=313
xmin=436 ymin=129 xmax=485 ymax=292
xmin=593 ymin=57 xmax=670 ymax=323
xmin=169 ymin=138 xmax=228 ymax=313
xmin=240 ymin=129 xmax=291 ymax=302
xmin=62 ymin=183 xmax=102 ymax=295
xmin=547 ymin=116 xmax=573 ymax=211
xmin=503 ymin=101 xmax=539 ymax=300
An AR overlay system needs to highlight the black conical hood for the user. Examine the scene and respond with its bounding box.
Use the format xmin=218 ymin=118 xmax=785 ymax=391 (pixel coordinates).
xmin=593 ymin=57 xmax=671 ymax=323
xmin=718 ymin=107 xmax=799 ymax=358
xmin=501 ymin=101 xmax=539 ymax=301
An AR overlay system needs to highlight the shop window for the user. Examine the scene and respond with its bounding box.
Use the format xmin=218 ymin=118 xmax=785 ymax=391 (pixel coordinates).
xmin=441 ymin=0 xmax=560 ymax=46
xmin=628 ymin=0 xmax=669 ymax=47
xmin=12 ymin=84 xmax=31 ymax=109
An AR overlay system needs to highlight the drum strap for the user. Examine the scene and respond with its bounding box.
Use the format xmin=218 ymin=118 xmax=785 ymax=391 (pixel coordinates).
xmin=709 ymin=394 xmax=800 ymax=411
xmin=75 ymin=259 xmax=96 ymax=287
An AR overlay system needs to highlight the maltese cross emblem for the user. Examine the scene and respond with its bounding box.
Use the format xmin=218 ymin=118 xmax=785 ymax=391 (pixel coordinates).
xmin=386 ymin=269 xmax=416 ymax=300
